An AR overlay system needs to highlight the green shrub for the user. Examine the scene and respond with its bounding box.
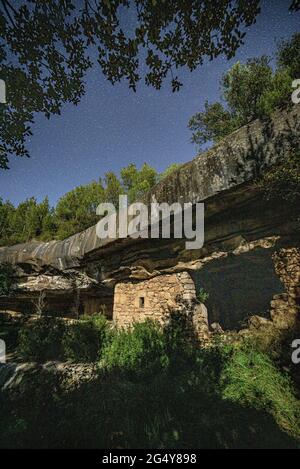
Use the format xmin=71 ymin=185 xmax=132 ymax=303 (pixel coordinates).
xmin=3 ymin=339 xmax=300 ymax=449
xmin=18 ymin=317 xmax=66 ymax=362
xmin=257 ymin=69 xmax=292 ymax=116
xmin=0 ymin=313 xmax=26 ymax=352
xmin=0 ymin=263 xmax=14 ymax=296
xmin=193 ymin=336 xmax=234 ymax=393
xmin=80 ymin=312 xmax=110 ymax=335
xmin=7 ymin=309 xmax=300 ymax=447
xmin=197 ymin=287 xmax=209 ymax=304
xmin=62 ymin=322 xmax=100 ymax=362
xmin=258 ymin=152 xmax=300 ymax=203
xmin=63 ymin=313 xmax=109 ymax=362
xmin=163 ymin=304 xmax=199 ymax=362
xmin=239 ymin=323 xmax=300 ymax=395
xmin=220 ymin=344 xmax=300 ymax=438
xmin=101 ymin=320 xmax=168 ymax=378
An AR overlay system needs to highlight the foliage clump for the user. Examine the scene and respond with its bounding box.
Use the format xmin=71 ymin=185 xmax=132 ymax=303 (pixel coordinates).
xmin=10 ymin=307 xmax=300 ymax=448
xmin=62 ymin=314 xmax=110 ymax=362
xmin=101 ymin=320 xmax=168 ymax=378
xmin=189 ymin=34 xmax=300 ymax=149
xmin=17 ymin=313 xmax=110 ymax=363
xmin=258 ymin=151 xmax=300 ymax=203
xmin=220 ymin=344 xmax=300 ymax=437
xmin=18 ymin=316 xmax=66 ymax=362
xmin=0 ymin=162 xmax=180 ymax=246
xmin=0 ymin=263 xmax=14 ymax=296
xmin=197 ymin=287 xmax=210 ymax=304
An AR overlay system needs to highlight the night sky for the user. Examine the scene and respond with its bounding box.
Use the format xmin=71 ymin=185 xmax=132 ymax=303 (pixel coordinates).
xmin=1 ymin=0 xmax=299 ymax=207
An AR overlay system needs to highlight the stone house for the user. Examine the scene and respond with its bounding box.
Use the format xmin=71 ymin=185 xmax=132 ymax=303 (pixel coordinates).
xmin=113 ymin=272 xmax=197 ymax=327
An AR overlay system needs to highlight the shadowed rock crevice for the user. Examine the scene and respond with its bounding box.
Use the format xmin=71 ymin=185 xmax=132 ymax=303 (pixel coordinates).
xmin=191 ymin=247 xmax=286 ymax=330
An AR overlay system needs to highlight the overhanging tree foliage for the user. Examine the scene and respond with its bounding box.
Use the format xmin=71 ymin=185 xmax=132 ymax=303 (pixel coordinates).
xmin=188 ymin=33 xmax=300 ymax=149
xmin=0 ymin=0 xmax=272 ymax=168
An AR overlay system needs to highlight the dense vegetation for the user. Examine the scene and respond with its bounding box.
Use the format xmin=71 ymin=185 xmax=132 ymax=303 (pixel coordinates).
xmin=1 ymin=312 xmax=300 ymax=449
xmin=18 ymin=313 xmax=111 ymax=363
xmin=259 ymin=151 xmax=300 ymax=204
xmin=188 ymin=33 xmax=300 ymax=148
xmin=0 ymin=263 xmax=14 ymax=296
xmin=0 ymin=162 xmax=180 ymax=246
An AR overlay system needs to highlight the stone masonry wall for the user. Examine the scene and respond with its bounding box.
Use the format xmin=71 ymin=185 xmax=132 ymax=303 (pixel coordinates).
xmin=270 ymin=248 xmax=300 ymax=328
xmin=113 ymin=272 xmax=196 ymax=328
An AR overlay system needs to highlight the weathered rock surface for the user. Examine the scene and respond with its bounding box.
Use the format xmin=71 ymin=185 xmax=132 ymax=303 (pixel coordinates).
xmin=0 ymin=105 xmax=299 ymax=325
xmin=0 ymin=105 xmax=299 ymax=271
xmin=0 ymin=362 xmax=98 ymax=394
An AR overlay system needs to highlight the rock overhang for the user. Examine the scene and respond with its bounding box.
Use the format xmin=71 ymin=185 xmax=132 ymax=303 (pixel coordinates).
xmin=0 ymin=104 xmax=299 ymax=273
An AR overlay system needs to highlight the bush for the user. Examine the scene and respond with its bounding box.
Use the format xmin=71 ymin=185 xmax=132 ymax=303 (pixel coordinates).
xmin=0 ymin=263 xmax=14 ymax=296
xmin=257 ymin=69 xmax=292 ymax=116
xmin=197 ymin=287 xmax=209 ymax=304
xmin=101 ymin=320 xmax=168 ymax=379
xmin=189 ymin=35 xmax=300 ymax=150
xmin=258 ymin=152 xmax=300 ymax=204
xmin=62 ymin=313 xmax=109 ymax=362
xmin=8 ymin=309 xmax=300 ymax=447
xmin=18 ymin=313 xmax=110 ymax=363
xmin=3 ymin=337 xmax=300 ymax=449
xmin=239 ymin=322 xmax=300 ymax=395
xmin=163 ymin=303 xmax=199 ymax=363
xmin=18 ymin=317 xmax=66 ymax=362
xmin=220 ymin=344 xmax=300 ymax=438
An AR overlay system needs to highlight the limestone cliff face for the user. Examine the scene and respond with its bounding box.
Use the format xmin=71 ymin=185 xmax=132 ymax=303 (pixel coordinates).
xmin=0 ymin=105 xmax=299 ymax=272
xmin=0 ymin=105 xmax=299 ymax=324
xmin=143 ymin=105 xmax=300 ymax=207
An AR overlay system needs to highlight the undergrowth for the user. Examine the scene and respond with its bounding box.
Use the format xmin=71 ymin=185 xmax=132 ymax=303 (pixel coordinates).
xmin=1 ymin=311 xmax=300 ymax=448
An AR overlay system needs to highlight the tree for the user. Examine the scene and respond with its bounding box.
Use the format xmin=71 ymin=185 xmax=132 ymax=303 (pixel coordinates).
xmin=0 ymin=197 xmax=14 ymax=245
xmin=55 ymin=181 xmax=105 ymax=239
xmin=290 ymin=0 xmax=300 ymax=12
xmin=10 ymin=197 xmax=55 ymax=243
xmin=0 ymin=0 xmax=267 ymax=168
xmin=222 ymin=57 xmax=273 ymax=122
xmin=188 ymin=35 xmax=299 ymax=149
xmin=40 ymin=198 xmax=57 ymax=241
xmin=103 ymin=171 xmax=123 ymax=208
xmin=159 ymin=163 xmax=182 ymax=181
xmin=0 ymin=161 xmax=179 ymax=244
xmin=277 ymin=33 xmax=300 ymax=79
xmin=120 ymin=162 xmax=157 ymax=203
xmin=188 ymin=101 xmax=240 ymax=147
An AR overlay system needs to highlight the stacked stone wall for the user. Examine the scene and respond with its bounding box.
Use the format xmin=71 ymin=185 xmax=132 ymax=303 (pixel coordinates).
xmin=270 ymin=248 xmax=300 ymax=328
xmin=113 ymin=272 xmax=196 ymax=327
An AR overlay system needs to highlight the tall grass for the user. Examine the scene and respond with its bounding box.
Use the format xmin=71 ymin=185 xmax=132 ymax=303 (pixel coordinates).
xmin=3 ymin=312 xmax=300 ymax=448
